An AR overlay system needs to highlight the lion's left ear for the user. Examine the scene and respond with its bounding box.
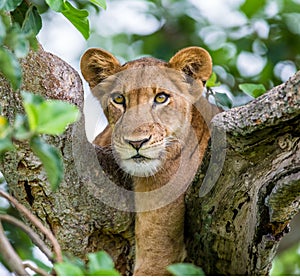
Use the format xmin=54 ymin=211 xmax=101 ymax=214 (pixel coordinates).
xmin=168 ymin=47 xmax=212 ymax=83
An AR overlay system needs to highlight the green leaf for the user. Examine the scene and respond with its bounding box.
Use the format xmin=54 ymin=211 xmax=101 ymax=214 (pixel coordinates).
xmin=0 ymin=48 xmax=22 ymax=90
xmin=214 ymin=92 xmax=233 ymax=110
xmin=0 ymin=138 xmax=15 ymax=153
xmin=0 ymin=0 xmax=23 ymax=12
xmin=45 ymin=0 xmax=90 ymax=39
xmin=240 ymin=0 xmax=267 ymax=18
xmin=30 ymin=136 xmax=64 ymax=190
xmin=10 ymin=0 xmax=28 ymax=26
xmin=21 ymin=91 xmax=43 ymax=132
xmin=0 ymin=16 xmax=7 ymax=44
xmin=13 ymin=114 xmax=31 ymax=140
xmin=54 ymin=262 xmax=85 ymax=276
xmin=239 ymin=83 xmax=266 ymax=98
xmin=45 ymin=0 xmax=64 ymax=12
xmin=206 ymin=72 xmax=221 ymax=87
xmin=87 ymin=251 xmax=119 ymax=275
xmin=0 ymin=115 xmax=14 ymax=153
xmin=5 ymin=25 xmax=30 ymax=58
xmin=167 ymin=263 xmax=205 ymax=276
xmin=61 ymin=2 xmax=90 ymax=39
xmin=21 ymin=91 xmax=80 ymax=135
xmin=22 ymin=5 xmax=42 ymax=36
xmin=90 ymin=269 xmax=120 ymax=275
xmin=35 ymin=100 xmax=79 ymax=135
xmin=283 ymin=13 xmax=300 ymax=35
xmin=89 ymin=0 xmax=107 ymax=9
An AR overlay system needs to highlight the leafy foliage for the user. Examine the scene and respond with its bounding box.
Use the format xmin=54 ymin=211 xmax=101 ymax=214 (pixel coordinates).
xmin=54 ymin=251 xmax=120 ymax=276
xmin=271 ymin=243 xmax=300 ymax=275
xmin=0 ymin=92 xmax=80 ymax=190
xmin=22 ymin=92 xmax=79 ymax=135
xmin=239 ymin=83 xmax=266 ymax=98
xmin=167 ymin=263 xmax=205 ymax=276
xmin=0 ymin=0 xmax=106 ymax=90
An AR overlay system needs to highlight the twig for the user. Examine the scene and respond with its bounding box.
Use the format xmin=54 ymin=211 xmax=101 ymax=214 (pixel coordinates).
xmin=0 ymin=220 xmax=29 ymax=275
xmin=0 ymin=214 xmax=53 ymax=262
xmin=0 ymin=190 xmax=63 ymax=262
xmin=23 ymin=262 xmax=50 ymax=276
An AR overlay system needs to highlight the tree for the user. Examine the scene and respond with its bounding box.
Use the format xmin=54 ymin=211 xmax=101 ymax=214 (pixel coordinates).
xmin=0 ymin=0 xmax=299 ymax=275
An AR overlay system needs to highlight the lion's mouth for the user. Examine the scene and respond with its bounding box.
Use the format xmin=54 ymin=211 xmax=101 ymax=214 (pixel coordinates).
xmin=130 ymin=153 xmax=150 ymax=163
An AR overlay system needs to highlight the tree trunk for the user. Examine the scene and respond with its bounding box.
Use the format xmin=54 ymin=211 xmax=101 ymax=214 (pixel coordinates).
xmin=0 ymin=47 xmax=299 ymax=275
xmin=185 ymin=72 xmax=300 ymax=275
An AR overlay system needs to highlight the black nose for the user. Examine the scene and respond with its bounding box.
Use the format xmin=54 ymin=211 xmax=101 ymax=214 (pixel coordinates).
xmin=125 ymin=136 xmax=151 ymax=150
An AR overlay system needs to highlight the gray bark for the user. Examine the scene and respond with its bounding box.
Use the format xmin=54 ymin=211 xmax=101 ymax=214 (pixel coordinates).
xmin=0 ymin=47 xmax=299 ymax=275
xmin=185 ymin=72 xmax=300 ymax=275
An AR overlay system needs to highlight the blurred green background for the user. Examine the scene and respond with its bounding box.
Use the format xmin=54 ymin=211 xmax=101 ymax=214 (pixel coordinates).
xmin=1 ymin=0 xmax=300 ymax=275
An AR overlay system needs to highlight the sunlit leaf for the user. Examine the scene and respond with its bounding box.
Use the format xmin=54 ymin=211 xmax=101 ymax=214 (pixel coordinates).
xmin=0 ymin=138 xmax=14 ymax=153
xmin=54 ymin=262 xmax=85 ymax=276
xmin=87 ymin=251 xmax=119 ymax=275
xmin=35 ymin=100 xmax=80 ymax=135
xmin=61 ymin=2 xmax=90 ymax=39
xmin=206 ymin=72 xmax=221 ymax=87
xmin=45 ymin=0 xmax=64 ymax=12
xmin=0 ymin=48 xmax=22 ymax=90
xmin=167 ymin=263 xmax=205 ymax=276
xmin=30 ymin=136 xmax=63 ymax=190
xmin=89 ymin=0 xmax=107 ymax=9
xmin=240 ymin=0 xmax=267 ymax=18
xmin=21 ymin=92 xmax=43 ymax=132
xmin=21 ymin=91 xmax=80 ymax=135
xmin=0 ymin=0 xmax=23 ymax=12
xmin=45 ymin=0 xmax=90 ymax=39
xmin=239 ymin=83 xmax=266 ymax=98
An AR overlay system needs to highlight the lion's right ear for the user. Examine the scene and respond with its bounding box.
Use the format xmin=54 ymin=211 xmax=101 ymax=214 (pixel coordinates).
xmin=80 ymin=48 xmax=121 ymax=89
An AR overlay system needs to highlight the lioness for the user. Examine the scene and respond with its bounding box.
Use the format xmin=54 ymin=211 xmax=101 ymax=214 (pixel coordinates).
xmin=80 ymin=47 xmax=219 ymax=275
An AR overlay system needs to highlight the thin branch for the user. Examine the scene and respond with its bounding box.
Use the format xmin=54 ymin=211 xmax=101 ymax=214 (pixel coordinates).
xmin=0 ymin=220 xmax=29 ymax=276
xmin=0 ymin=190 xmax=63 ymax=262
xmin=0 ymin=214 xmax=53 ymax=262
xmin=23 ymin=262 xmax=50 ymax=276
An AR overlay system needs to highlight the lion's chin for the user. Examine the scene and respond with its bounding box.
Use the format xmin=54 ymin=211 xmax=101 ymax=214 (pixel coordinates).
xmin=120 ymin=157 xmax=162 ymax=177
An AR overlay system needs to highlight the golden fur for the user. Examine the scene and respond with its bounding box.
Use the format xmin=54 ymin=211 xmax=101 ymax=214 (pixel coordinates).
xmin=80 ymin=47 xmax=219 ymax=275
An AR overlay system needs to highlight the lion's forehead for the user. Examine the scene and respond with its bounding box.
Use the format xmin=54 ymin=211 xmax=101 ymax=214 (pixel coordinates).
xmin=93 ymin=66 xmax=191 ymax=97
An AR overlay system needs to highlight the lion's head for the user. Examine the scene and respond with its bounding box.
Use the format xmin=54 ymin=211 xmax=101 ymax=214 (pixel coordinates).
xmin=80 ymin=47 xmax=214 ymax=178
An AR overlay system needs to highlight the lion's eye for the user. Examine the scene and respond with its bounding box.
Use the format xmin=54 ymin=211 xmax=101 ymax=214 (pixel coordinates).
xmin=112 ymin=93 xmax=125 ymax=105
xmin=154 ymin=93 xmax=169 ymax=104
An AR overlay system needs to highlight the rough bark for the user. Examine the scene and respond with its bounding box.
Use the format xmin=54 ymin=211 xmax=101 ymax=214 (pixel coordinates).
xmin=185 ymin=72 xmax=300 ymax=275
xmin=0 ymin=47 xmax=299 ymax=275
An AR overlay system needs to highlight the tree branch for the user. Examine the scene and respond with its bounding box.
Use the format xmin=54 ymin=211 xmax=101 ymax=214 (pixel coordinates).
xmin=0 ymin=220 xmax=29 ymax=275
xmin=0 ymin=214 xmax=53 ymax=262
xmin=0 ymin=190 xmax=62 ymax=263
xmin=23 ymin=262 xmax=50 ymax=276
xmin=185 ymin=71 xmax=300 ymax=275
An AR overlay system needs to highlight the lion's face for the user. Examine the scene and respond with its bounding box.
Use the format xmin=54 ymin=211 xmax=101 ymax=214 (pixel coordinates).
xmin=80 ymin=47 xmax=213 ymax=177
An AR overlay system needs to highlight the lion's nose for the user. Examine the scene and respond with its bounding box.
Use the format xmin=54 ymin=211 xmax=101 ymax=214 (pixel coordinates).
xmin=125 ymin=136 xmax=151 ymax=151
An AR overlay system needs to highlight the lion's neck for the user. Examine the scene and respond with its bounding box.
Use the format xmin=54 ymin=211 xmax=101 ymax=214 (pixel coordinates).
xmin=133 ymin=119 xmax=210 ymax=275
